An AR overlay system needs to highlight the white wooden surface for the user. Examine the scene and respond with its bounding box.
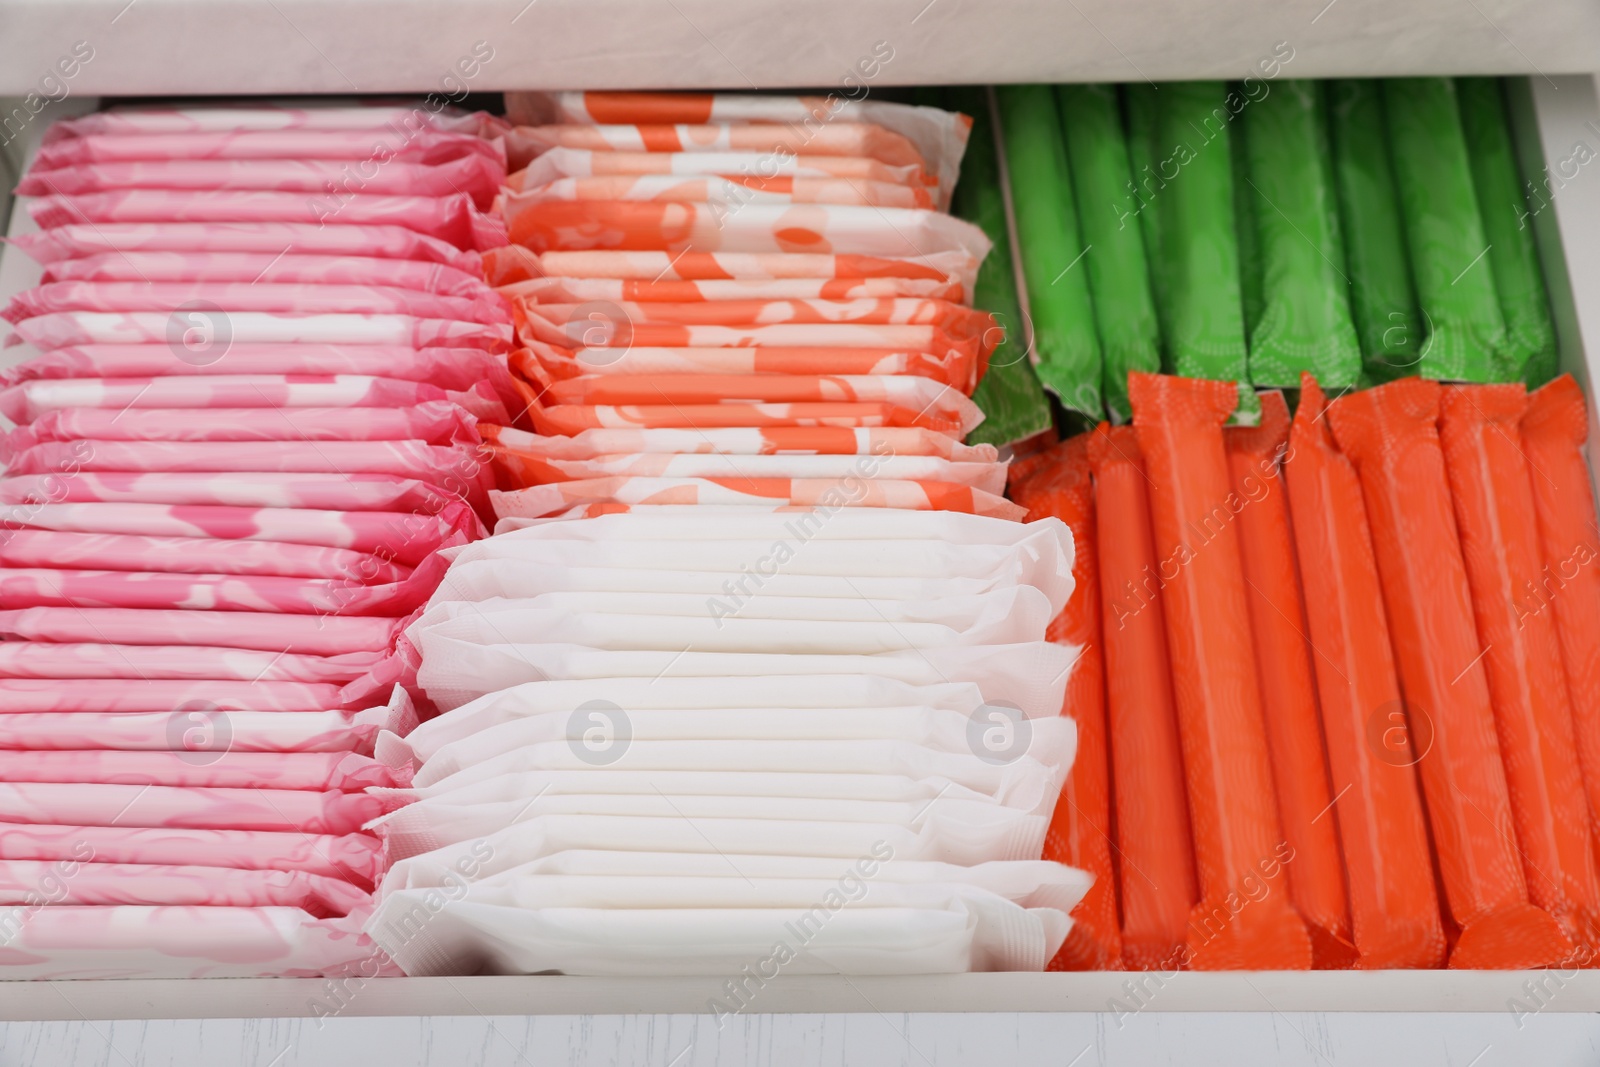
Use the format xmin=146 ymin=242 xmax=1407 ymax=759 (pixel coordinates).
xmin=0 ymin=0 xmax=1597 ymax=96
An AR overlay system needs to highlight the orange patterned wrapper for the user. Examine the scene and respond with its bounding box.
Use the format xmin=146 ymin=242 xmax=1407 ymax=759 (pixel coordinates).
xmin=480 ymin=246 xmax=977 ymax=288
xmin=478 ymin=423 xmax=997 ymax=462
xmin=502 ymin=174 xmax=933 ymax=210
xmin=1521 ymin=375 xmax=1600 ymax=883
xmin=1087 ymin=424 xmax=1198 ymax=971
xmin=512 ymin=342 xmax=975 ymax=392
xmin=1008 ymin=435 xmax=1121 ymax=969
xmin=498 ymin=275 xmax=963 ymax=303
xmin=1438 ymin=383 xmax=1600 ymax=959
xmin=505 ymin=122 xmax=928 ymax=171
xmin=1128 ymin=372 xmax=1312 ymax=971
xmin=1327 ymin=377 xmax=1573 ymax=969
xmin=1285 ymin=375 xmax=1446 ymax=969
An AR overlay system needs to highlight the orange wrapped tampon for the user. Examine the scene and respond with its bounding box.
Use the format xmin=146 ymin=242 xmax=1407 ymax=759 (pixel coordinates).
xmin=1225 ymin=391 xmax=1357 ymax=969
xmin=1128 ymin=372 xmax=1312 ymax=970
xmin=1327 ymin=377 xmax=1573 ymax=969
xmin=1438 ymin=384 xmax=1600 ymax=958
xmin=1285 ymin=376 xmax=1445 ymax=969
xmin=1087 ymin=424 xmax=1197 ymax=971
xmin=1012 ymin=435 xmax=1121 ymax=970
xmin=1520 ymin=374 xmax=1600 ymax=866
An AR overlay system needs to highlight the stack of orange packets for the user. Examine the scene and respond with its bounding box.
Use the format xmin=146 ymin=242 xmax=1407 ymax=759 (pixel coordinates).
xmin=474 ymin=91 xmax=1018 ymax=522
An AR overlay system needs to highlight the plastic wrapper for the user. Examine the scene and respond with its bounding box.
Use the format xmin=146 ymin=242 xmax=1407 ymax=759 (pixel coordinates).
xmin=477 ymin=504 xmax=1038 ymax=545
xmin=503 ymin=201 xmax=988 ymax=259
xmin=513 ymin=322 xmax=984 ymax=367
xmin=501 ymin=274 xmax=961 ymax=303
xmin=0 ymin=861 xmax=367 ymax=916
xmin=1123 ymin=85 xmax=1170 ymax=356
xmin=0 ymin=501 xmax=480 ymax=563
xmin=516 ymin=296 xmax=986 ymax=332
xmin=1456 ymin=77 xmax=1558 ymax=386
xmin=1327 ymin=376 xmax=1572 ymax=968
xmin=29 ymin=191 xmax=506 ymax=251
xmin=0 ymin=375 xmax=506 ymax=424
xmin=0 ymin=781 xmax=385 ymax=834
xmin=0 ymin=704 xmax=413 ymax=757
xmin=21 ymin=155 xmax=501 ymax=206
xmin=509 ymin=90 xmax=971 ymax=206
xmin=1232 ymin=109 xmax=1262 ymax=359
xmin=1128 ymin=372 xmax=1312 ymax=969
xmin=0 ymin=528 xmax=409 ymax=581
xmin=1224 ymin=391 xmax=1356 ymax=967
xmin=1009 ymin=436 xmax=1120 ymax=970
xmin=1521 ymin=375 xmax=1600 ymax=868
xmin=513 ymin=342 xmax=974 ymax=391
xmin=3 ymin=403 xmax=479 ymax=453
xmin=511 ymin=147 xmax=932 ymax=194
xmin=0 ymin=607 xmax=401 ymax=655
xmin=520 ymin=397 xmax=973 ymax=437
xmin=0 ymin=472 xmax=483 ymax=514
xmin=946 ymin=85 xmax=1052 ymax=447
xmin=1382 ymin=78 xmax=1506 ymax=382
xmin=0 ymin=750 xmax=395 ymax=791
xmin=7 ymin=438 xmax=484 ymax=484
xmin=3 ymin=281 xmax=508 ymax=324
xmin=1154 ymin=84 xmax=1249 ymax=385
xmin=0 ymin=822 xmax=383 ymax=884
xmin=8 ymin=313 xmax=511 ymax=356
xmin=507 ymin=121 xmax=927 ymax=171
xmin=0 ymin=678 xmax=343 ymax=714
xmin=503 ymin=173 xmax=932 ymax=209
xmin=490 ymin=477 xmax=1022 ymax=521
xmin=49 ymin=105 xmax=506 ymax=137
xmin=487 ymin=450 xmax=1005 ymax=495
xmin=480 ymin=423 xmax=993 ymax=461
xmin=1236 ymin=81 xmax=1361 ymax=389
xmin=1437 ymin=384 xmax=1600 ymax=955
xmin=1086 ymin=425 xmax=1199 ymax=970
xmin=483 ymin=247 xmax=976 ymax=292
xmin=10 ymin=222 xmax=478 ymax=266
xmin=995 ymin=84 xmax=1100 ymax=417
xmin=0 ymin=642 xmax=380 ymax=684
xmin=34 ymin=127 xmax=502 ymax=167
xmin=0 ymin=343 xmax=511 ymax=393
xmin=36 ymin=252 xmax=491 ymax=296
xmin=1056 ymin=84 xmax=1161 ymax=422
xmin=1285 ymin=375 xmax=1445 ymax=968
xmin=0 ymin=906 xmax=391 ymax=980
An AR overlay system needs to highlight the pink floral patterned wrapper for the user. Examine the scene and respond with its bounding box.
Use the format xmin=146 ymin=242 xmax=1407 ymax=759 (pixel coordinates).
xmin=0 ymin=643 xmax=383 ymax=684
xmin=29 ymin=191 xmax=507 ymax=251
xmin=486 ymin=450 xmax=1007 ymax=495
xmin=3 ymin=282 xmax=510 ymax=324
xmin=0 ymin=782 xmax=388 ymax=834
xmin=504 ymin=200 xmax=988 ymax=258
xmin=480 ymin=423 xmax=997 ymax=461
xmin=8 ymin=314 xmax=511 ymax=357
xmin=38 ymin=253 xmax=491 ymax=296
xmin=500 ymin=274 xmax=962 ymax=303
xmin=3 ymin=404 xmax=479 ymax=454
xmin=0 ymin=703 xmax=415 ymax=757
xmin=33 ymin=128 xmax=503 ymax=168
xmin=0 ymin=501 xmax=481 ymax=560
xmin=503 ymin=174 xmax=932 ymax=209
xmin=48 ymin=105 xmax=506 ymax=137
xmin=1 ymin=344 xmax=513 ymax=396
xmin=507 ymin=91 xmax=969 ymax=205
xmin=0 ymin=607 xmax=404 ymax=655
xmin=0 ymin=529 xmax=411 ymax=582
xmin=0 ymin=558 xmax=449 ymax=616
xmin=0 ymin=679 xmax=346 ymax=713
xmin=10 ymin=223 xmax=477 ymax=266
xmin=490 ymin=477 xmax=1025 ymax=521
xmin=482 ymin=246 xmax=977 ymax=291
xmin=512 ymin=147 xmax=932 ymax=193
xmin=0 ymin=750 xmax=399 ymax=790
xmin=0 ymin=472 xmax=486 ymax=514
xmin=0 ymin=861 xmax=370 ymax=916
xmin=513 ymin=342 xmax=974 ymax=391
xmin=21 ymin=156 xmax=504 ymax=208
xmin=9 ymin=437 xmax=485 ymax=480
xmin=520 ymin=395 xmax=971 ymax=436
xmin=0 ymin=823 xmax=386 ymax=884
xmin=505 ymin=122 xmax=925 ymax=171
xmin=0 ymin=905 xmax=396 ymax=980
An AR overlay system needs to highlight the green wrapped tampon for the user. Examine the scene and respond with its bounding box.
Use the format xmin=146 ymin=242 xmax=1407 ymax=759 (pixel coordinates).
xmin=1382 ymin=77 xmax=1507 ymax=382
xmin=1232 ymin=101 xmax=1263 ymax=350
xmin=1326 ymin=79 xmax=1424 ymax=384
xmin=1153 ymin=82 xmax=1250 ymax=385
xmin=1122 ymin=84 xmax=1171 ymax=368
xmin=995 ymin=84 xmax=1103 ymax=418
xmin=1237 ymin=80 xmax=1361 ymax=388
xmin=948 ymin=86 xmax=1054 ymax=448
xmin=1456 ymin=76 xmax=1558 ymax=386
xmin=1055 ymin=83 xmax=1160 ymax=423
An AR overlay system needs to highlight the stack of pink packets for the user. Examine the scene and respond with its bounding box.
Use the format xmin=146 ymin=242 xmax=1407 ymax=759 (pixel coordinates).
xmin=479 ymin=90 xmax=1016 ymax=521
xmin=0 ymin=104 xmax=514 ymax=978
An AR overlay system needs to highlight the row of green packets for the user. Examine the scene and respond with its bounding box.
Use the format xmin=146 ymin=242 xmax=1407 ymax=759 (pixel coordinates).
xmin=983 ymin=77 xmax=1558 ymax=424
